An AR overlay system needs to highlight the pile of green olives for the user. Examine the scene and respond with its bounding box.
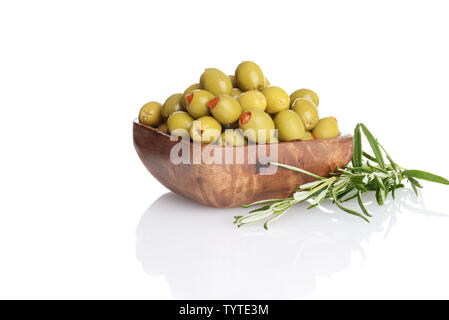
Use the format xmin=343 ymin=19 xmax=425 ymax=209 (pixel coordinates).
xmin=138 ymin=61 xmax=340 ymax=145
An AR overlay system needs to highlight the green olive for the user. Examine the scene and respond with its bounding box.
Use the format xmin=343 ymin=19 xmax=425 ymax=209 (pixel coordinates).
xmin=185 ymin=89 xmax=214 ymax=119
xmin=273 ymin=110 xmax=305 ymax=141
xmin=237 ymin=90 xmax=267 ymax=112
xmin=167 ymin=111 xmax=194 ymax=139
xmin=181 ymin=83 xmax=201 ymax=108
xmin=230 ymin=88 xmax=243 ymax=98
xmin=200 ymin=68 xmax=232 ymax=96
xmin=312 ymin=117 xmax=339 ymax=139
xmin=268 ymin=135 xmax=279 ymax=144
xmin=291 ymin=98 xmax=319 ymax=131
xmin=139 ymin=101 xmax=162 ymax=127
xmin=300 ymin=131 xmax=315 ymax=141
xmin=189 ymin=116 xmax=222 ymax=144
xmin=239 ymin=110 xmax=275 ymax=143
xmin=235 ymin=61 xmax=265 ymax=91
xmin=261 ymin=86 xmax=290 ymax=115
xmin=158 ymin=123 xmax=169 ymax=133
xmin=218 ymin=129 xmax=247 ymax=146
xmin=229 ymin=75 xmax=238 ymax=88
xmin=161 ymin=93 xmax=184 ymax=120
xmin=208 ymin=95 xmax=242 ymax=125
xmin=290 ymin=89 xmax=319 ymax=107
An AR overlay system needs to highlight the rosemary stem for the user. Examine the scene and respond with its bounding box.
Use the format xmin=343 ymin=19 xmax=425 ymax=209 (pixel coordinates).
xmin=268 ymin=161 xmax=326 ymax=181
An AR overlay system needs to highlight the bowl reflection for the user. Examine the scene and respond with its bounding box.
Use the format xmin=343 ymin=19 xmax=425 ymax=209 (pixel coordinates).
xmin=136 ymin=189 xmax=440 ymax=299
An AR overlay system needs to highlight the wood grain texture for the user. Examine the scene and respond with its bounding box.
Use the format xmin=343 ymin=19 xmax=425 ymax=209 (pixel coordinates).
xmin=133 ymin=120 xmax=353 ymax=208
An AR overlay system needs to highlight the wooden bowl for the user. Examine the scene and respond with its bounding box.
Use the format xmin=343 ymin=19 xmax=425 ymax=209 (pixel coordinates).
xmin=133 ymin=120 xmax=353 ymax=208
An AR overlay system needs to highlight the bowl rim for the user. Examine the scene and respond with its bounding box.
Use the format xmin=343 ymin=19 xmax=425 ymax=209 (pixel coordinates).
xmin=133 ymin=119 xmax=352 ymax=149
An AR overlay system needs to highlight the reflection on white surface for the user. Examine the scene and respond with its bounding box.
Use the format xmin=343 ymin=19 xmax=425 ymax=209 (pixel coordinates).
xmin=136 ymin=189 xmax=445 ymax=299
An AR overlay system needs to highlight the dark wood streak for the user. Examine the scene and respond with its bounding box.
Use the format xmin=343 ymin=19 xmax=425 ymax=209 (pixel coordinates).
xmin=133 ymin=120 xmax=353 ymax=208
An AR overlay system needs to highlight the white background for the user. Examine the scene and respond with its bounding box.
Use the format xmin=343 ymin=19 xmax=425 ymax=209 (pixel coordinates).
xmin=1 ymin=0 xmax=449 ymax=299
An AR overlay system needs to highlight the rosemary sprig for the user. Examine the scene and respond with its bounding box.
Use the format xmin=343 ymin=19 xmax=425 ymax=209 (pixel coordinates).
xmin=234 ymin=123 xmax=449 ymax=229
